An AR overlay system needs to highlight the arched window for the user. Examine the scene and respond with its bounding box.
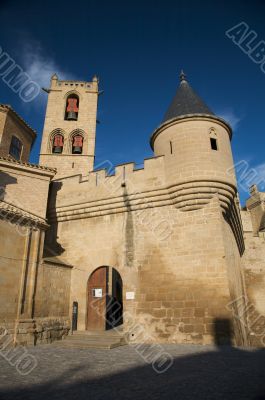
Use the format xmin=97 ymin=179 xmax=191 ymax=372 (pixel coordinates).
xmin=65 ymin=94 xmax=79 ymax=121
xmin=9 ymin=136 xmax=22 ymax=160
xmin=52 ymin=134 xmax=64 ymax=153
xmin=72 ymin=134 xmax=83 ymax=154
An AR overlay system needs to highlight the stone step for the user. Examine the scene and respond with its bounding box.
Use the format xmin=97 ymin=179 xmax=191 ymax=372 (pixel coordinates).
xmin=73 ymin=330 xmax=123 ymax=337
xmin=56 ymin=339 xmax=125 ymax=349
xmin=55 ymin=330 xmax=127 ymax=349
xmin=66 ymin=335 xmax=124 ymax=342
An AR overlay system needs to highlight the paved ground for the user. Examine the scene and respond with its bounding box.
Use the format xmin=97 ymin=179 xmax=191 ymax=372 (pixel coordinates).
xmin=0 ymin=343 xmax=265 ymax=399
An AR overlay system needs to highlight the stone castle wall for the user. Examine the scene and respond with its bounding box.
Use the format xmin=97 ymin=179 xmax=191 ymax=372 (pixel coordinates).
xmin=0 ymin=158 xmax=65 ymax=346
xmin=44 ymin=141 xmax=248 ymax=345
xmin=32 ymin=261 xmax=72 ymax=344
xmin=34 ymin=261 xmax=72 ymax=319
xmin=241 ymin=209 xmax=265 ymax=346
xmin=0 ymin=218 xmax=25 ymax=328
xmin=46 ymin=191 xmax=247 ymax=344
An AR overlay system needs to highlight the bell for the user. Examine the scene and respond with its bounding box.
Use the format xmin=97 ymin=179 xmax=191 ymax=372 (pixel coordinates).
xmin=53 ymin=146 xmax=62 ymax=153
xmin=67 ymin=111 xmax=77 ymax=120
xmin=72 ymin=135 xmax=83 ymax=154
xmin=73 ymin=146 xmax=82 ymax=154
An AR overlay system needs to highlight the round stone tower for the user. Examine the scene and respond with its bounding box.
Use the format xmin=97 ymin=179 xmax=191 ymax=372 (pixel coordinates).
xmin=147 ymin=72 xmax=247 ymax=346
xmin=150 ymin=71 xmax=236 ymax=213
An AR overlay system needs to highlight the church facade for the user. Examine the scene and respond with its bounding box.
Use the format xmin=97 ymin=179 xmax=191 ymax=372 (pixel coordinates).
xmin=0 ymin=73 xmax=265 ymax=347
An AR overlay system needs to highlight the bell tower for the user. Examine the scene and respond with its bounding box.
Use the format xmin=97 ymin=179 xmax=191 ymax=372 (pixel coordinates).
xmin=39 ymin=74 xmax=99 ymax=178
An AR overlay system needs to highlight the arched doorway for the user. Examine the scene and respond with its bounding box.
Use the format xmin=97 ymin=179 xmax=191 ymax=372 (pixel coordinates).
xmin=86 ymin=266 xmax=123 ymax=331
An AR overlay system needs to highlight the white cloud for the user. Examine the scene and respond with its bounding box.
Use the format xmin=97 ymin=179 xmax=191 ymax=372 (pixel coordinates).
xmin=217 ymin=109 xmax=242 ymax=131
xmin=19 ymin=41 xmax=76 ymax=103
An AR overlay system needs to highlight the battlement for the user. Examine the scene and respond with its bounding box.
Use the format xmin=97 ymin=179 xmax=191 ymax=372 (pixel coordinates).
xmin=50 ymin=74 xmax=99 ymax=92
xmin=54 ymin=155 xmax=165 ymax=190
xmin=47 ymin=155 xmax=165 ymax=217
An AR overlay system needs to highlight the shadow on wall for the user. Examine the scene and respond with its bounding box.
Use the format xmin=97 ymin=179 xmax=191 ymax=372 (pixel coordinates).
xmin=0 ymin=171 xmax=17 ymax=201
xmin=44 ymin=181 xmax=65 ymax=256
xmin=214 ymin=318 xmax=233 ymax=347
xmin=223 ymin=199 xmax=245 ymax=256
xmin=122 ymin=185 xmax=134 ymax=268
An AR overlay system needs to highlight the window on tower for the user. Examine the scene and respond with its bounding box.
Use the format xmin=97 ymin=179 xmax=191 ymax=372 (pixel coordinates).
xmin=210 ymin=137 xmax=218 ymax=151
xmin=52 ymin=134 xmax=64 ymax=153
xmin=9 ymin=136 xmax=22 ymax=160
xmin=65 ymin=94 xmax=79 ymax=121
xmin=72 ymin=134 xmax=83 ymax=154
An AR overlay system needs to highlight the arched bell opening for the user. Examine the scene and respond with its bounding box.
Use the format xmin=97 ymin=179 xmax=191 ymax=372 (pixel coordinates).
xmin=86 ymin=266 xmax=123 ymax=331
xmin=52 ymin=133 xmax=64 ymax=154
xmin=72 ymin=134 xmax=83 ymax=154
xmin=64 ymin=94 xmax=79 ymax=121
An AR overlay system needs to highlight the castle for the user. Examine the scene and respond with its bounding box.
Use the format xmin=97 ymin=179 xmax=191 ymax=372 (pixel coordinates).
xmin=0 ymin=71 xmax=265 ymax=347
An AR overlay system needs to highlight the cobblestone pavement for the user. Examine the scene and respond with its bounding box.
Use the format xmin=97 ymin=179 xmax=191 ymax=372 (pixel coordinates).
xmin=0 ymin=343 xmax=265 ymax=400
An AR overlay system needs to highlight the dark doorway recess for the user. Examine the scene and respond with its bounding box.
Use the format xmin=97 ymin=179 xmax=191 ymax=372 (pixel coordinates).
xmin=87 ymin=266 xmax=123 ymax=331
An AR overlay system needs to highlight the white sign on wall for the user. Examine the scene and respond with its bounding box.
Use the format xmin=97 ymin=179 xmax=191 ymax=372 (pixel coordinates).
xmin=126 ymin=291 xmax=135 ymax=300
xmin=92 ymin=288 xmax=103 ymax=298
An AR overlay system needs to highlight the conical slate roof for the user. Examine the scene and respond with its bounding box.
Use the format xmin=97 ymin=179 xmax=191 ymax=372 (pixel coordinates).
xmin=162 ymin=71 xmax=214 ymax=124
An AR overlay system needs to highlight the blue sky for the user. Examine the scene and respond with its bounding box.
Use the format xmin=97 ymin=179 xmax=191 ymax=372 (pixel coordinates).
xmin=0 ymin=0 xmax=265 ymax=204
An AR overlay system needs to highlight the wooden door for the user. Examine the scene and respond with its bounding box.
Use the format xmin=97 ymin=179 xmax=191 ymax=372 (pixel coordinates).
xmin=87 ymin=267 xmax=108 ymax=330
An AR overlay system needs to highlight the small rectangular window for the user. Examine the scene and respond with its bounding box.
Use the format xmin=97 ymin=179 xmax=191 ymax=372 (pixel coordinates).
xmin=170 ymin=141 xmax=173 ymax=154
xmin=9 ymin=136 xmax=22 ymax=160
xmin=210 ymin=137 xmax=218 ymax=151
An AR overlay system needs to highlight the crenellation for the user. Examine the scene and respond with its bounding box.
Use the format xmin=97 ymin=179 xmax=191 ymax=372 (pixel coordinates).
xmin=50 ymin=156 xmax=166 ymax=208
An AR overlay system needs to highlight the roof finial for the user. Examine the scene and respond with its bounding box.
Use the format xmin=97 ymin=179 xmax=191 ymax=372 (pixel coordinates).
xmin=179 ymin=70 xmax=187 ymax=83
